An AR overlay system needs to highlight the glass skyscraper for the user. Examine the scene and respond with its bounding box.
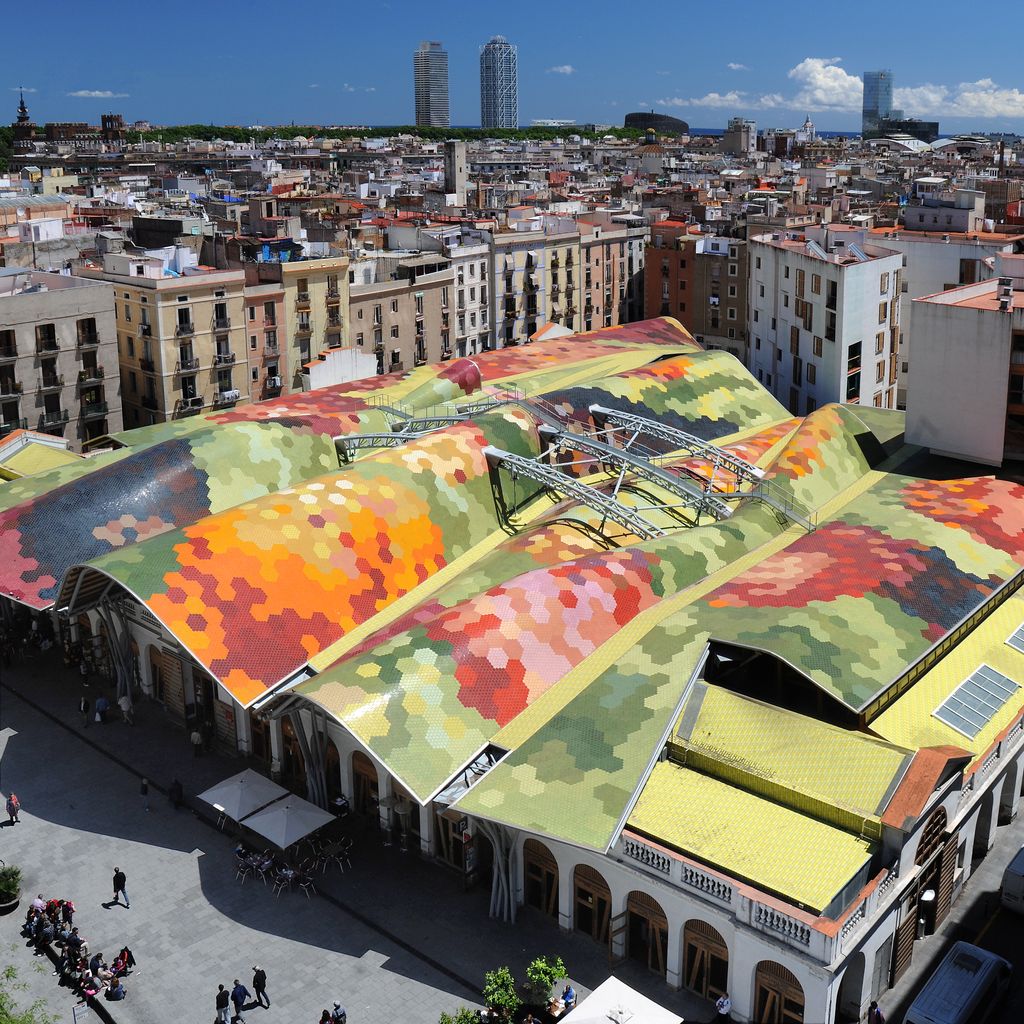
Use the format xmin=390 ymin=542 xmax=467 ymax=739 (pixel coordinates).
xmin=862 ymin=70 xmax=893 ymax=135
xmin=480 ymin=36 xmax=518 ymax=129
xmin=414 ymin=41 xmax=449 ymax=128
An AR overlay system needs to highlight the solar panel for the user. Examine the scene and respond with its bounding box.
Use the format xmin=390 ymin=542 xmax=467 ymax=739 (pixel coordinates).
xmin=933 ymin=665 xmax=1020 ymax=739
xmin=1006 ymin=623 xmax=1024 ymax=655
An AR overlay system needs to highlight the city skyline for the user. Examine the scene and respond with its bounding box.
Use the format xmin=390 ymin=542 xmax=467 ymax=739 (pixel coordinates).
xmin=7 ymin=0 xmax=1024 ymax=133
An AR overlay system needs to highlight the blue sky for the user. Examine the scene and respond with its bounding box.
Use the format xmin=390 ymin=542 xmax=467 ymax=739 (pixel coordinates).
xmin=8 ymin=0 xmax=1024 ymax=132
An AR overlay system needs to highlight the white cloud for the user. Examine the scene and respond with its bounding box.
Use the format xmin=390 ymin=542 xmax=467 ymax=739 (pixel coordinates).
xmin=67 ymin=89 xmax=129 ymax=98
xmin=546 ymin=65 xmax=576 ymax=75
xmin=895 ymin=78 xmax=1024 ymax=118
xmin=364 ymin=86 xmax=376 ymax=93
xmin=656 ymin=70 xmax=671 ymax=77
xmin=308 ymin=83 xmax=320 ymax=89
xmin=786 ymin=57 xmax=862 ymax=111
xmin=12 ymin=86 xmax=37 ymax=93
xmin=658 ymin=91 xmax=745 ymax=109
xmin=342 ymin=83 xmax=355 ymax=93
xmin=727 ymin=63 xmax=748 ymax=71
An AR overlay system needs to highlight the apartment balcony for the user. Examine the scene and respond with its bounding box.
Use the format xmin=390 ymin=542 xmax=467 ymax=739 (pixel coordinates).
xmin=550 ymin=254 xmax=561 ymax=269
xmin=214 ymin=352 xmax=235 ymax=366
xmin=138 ymin=322 xmax=152 ymax=337
xmin=326 ymin=286 xmax=340 ymax=300
xmin=175 ymin=356 xmax=200 ymax=373
xmin=326 ymin=334 xmax=343 ymax=349
xmin=81 ymin=400 xmax=109 ymax=420
xmin=326 ymin=314 xmax=343 ymax=328
xmin=0 ymin=379 xmax=23 ymax=397
xmin=264 ymin=375 xmax=283 ymax=393
xmin=76 ymin=330 xmax=100 ymax=348
xmin=36 ymin=338 xmax=60 ymax=355
xmin=374 ymin=341 xmax=385 ymax=353
xmin=264 ymin=340 xmax=279 ymax=356
xmin=295 ymin=292 xmax=311 ymax=309
xmin=296 ymin=322 xmax=313 ymax=337
xmin=40 ymin=409 xmax=70 ymax=429
xmin=141 ymin=395 xmax=159 ymax=411
xmin=37 ymin=374 xmax=65 ymax=392
xmin=175 ymin=322 xmax=195 ymax=338
xmin=214 ymin=388 xmax=241 ymax=407
xmin=175 ymin=396 xmax=204 ymax=416
xmin=213 ymin=316 xmax=231 ymax=331
xmin=0 ymin=345 xmax=18 ymax=362
xmin=78 ymin=366 xmax=105 ymax=386
xmin=0 ymin=417 xmax=28 ymax=437
xmin=139 ymin=357 xmax=156 ymax=373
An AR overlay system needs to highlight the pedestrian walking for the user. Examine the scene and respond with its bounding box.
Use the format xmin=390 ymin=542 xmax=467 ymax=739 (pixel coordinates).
xmin=715 ymin=992 xmax=732 ymax=1022
xmin=79 ymin=658 xmax=90 ymax=687
xmin=216 ymin=984 xmax=231 ymax=1024
xmin=190 ymin=726 xmax=203 ymax=758
xmin=6 ymin=792 xmax=20 ymax=824
xmin=868 ymin=1002 xmax=885 ymax=1024
xmin=118 ymin=693 xmax=134 ymax=725
xmin=169 ymin=778 xmax=184 ymax=811
xmin=230 ymin=978 xmax=250 ymax=1023
xmin=79 ymin=695 xmax=91 ymax=728
xmin=140 ymin=778 xmax=150 ymax=813
xmin=252 ymin=966 xmax=269 ymax=1008
xmin=112 ymin=866 xmax=130 ymax=909
xmin=331 ymin=1001 xmax=347 ymax=1023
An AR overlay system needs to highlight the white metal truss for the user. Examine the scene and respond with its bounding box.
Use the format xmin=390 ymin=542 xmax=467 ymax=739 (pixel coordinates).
xmin=481 ymin=445 xmax=666 ymax=540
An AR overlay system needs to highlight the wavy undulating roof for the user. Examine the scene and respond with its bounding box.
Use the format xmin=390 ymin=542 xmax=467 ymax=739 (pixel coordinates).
xmin=3 ymin=423 xmax=337 ymax=610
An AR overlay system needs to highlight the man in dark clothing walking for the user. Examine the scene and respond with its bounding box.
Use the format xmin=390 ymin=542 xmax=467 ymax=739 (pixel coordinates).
xmin=230 ymin=979 xmax=250 ymax=1023
xmin=112 ymin=867 xmax=129 ymax=908
xmin=216 ymin=984 xmax=231 ymax=1024
xmin=79 ymin=695 xmax=90 ymax=728
xmin=252 ymin=966 xmax=269 ymax=1008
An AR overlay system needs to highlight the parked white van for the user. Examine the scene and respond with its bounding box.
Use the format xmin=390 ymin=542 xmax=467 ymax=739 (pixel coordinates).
xmin=1000 ymin=843 xmax=1024 ymax=913
xmin=903 ymin=942 xmax=1011 ymax=1024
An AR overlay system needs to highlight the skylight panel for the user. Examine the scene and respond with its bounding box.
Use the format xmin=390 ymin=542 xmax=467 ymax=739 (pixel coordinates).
xmin=932 ymin=664 xmax=1020 ymax=739
xmin=1006 ymin=623 xmax=1024 ymax=655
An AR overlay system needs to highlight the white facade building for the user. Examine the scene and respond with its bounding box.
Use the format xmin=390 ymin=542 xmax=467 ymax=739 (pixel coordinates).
xmin=748 ymin=227 xmax=904 ymax=414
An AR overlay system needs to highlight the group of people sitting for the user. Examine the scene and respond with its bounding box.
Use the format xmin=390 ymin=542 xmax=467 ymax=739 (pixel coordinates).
xmin=20 ymin=892 xmax=135 ymax=1002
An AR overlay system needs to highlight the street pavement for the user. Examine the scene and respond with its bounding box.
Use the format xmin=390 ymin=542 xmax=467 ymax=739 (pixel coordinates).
xmin=0 ymin=651 xmax=711 ymax=1024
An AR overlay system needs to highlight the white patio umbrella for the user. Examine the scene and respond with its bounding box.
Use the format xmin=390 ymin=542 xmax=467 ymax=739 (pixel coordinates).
xmin=197 ymin=769 xmax=288 ymax=823
xmin=567 ymin=977 xmax=681 ymax=1024
xmin=239 ymin=794 xmax=335 ymax=850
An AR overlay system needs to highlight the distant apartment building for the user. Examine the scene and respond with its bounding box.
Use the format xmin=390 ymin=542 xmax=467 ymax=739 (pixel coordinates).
xmin=901 ymin=188 xmax=987 ymax=235
xmin=414 ymin=42 xmax=450 ymax=128
xmin=76 ymin=245 xmax=248 ymax=427
xmin=862 ymin=71 xmax=895 ymax=135
xmin=580 ymin=221 xmax=646 ymax=331
xmin=0 ymin=268 xmax=122 ymax=448
xmin=645 ymin=224 xmax=748 ymax=361
xmin=865 ymin=224 xmax=1024 ymax=406
xmin=245 ymin=255 xmax=349 ymax=391
xmin=488 ymin=231 xmax=548 ymax=347
xmin=722 ymin=118 xmax=756 ymax=157
xmin=545 ymin=231 xmax=584 ymax=334
xmin=748 ymin=227 xmax=904 ymax=414
xmin=349 ymin=255 xmax=454 ymax=372
xmin=907 ymin=255 xmax=1024 ymax=465
xmin=480 ymin=36 xmax=518 ymax=129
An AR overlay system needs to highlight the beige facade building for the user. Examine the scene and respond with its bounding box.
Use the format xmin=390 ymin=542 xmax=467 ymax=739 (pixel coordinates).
xmin=545 ymin=231 xmax=583 ymax=334
xmin=0 ymin=268 xmax=122 ymax=448
xmin=581 ymin=221 xmax=647 ymax=332
xmin=77 ymin=250 xmax=248 ymax=427
xmin=349 ymin=256 xmax=453 ymax=373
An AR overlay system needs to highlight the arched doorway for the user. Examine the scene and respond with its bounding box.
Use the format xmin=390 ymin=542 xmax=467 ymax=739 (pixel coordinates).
xmin=836 ymin=952 xmax=866 ymax=1023
xmin=683 ymin=919 xmax=728 ymax=1002
xmin=523 ymin=839 xmax=559 ymax=919
xmin=754 ymin=960 xmax=804 ymax=1024
xmin=280 ymin=716 xmax=306 ymax=795
xmin=574 ymin=865 xmax=611 ymax=946
xmin=352 ymin=751 xmax=378 ymax=816
xmin=626 ymin=890 xmax=668 ymax=975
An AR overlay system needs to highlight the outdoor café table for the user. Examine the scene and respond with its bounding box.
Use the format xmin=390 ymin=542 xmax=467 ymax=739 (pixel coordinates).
xmin=547 ymin=998 xmax=566 ymax=1018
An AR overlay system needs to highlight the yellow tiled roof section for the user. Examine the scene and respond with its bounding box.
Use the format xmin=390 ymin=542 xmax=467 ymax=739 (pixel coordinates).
xmin=628 ymin=762 xmax=874 ymax=913
xmin=871 ymin=593 xmax=1024 ymax=764
xmin=488 ymin=348 xmax=674 ymax=395
xmin=1 ymin=444 xmax=82 ymax=477
xmin=679 ymin=685 xmax=912 ymax=822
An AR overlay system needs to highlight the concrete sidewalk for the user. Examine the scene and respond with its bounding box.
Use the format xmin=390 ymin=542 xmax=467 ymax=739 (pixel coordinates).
xmin=0 ymin=653 xmax=710 ymax=1024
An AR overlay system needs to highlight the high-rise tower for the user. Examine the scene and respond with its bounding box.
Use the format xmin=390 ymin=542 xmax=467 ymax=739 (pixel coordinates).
xmin=414 ymin=41 xmax=450 ymax=128
xmin=479 ymin=36 xmax=518 ymax=129
xmin=862 ymin=70 xmax=894 ymax=135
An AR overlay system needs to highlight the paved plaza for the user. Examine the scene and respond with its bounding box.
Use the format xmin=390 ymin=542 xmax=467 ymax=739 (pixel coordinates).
xmin=0 ymin=652 xmax=711 ymax=1024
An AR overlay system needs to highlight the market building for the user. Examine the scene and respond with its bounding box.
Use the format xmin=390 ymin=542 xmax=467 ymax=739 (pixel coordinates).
xmin=1 ymin=317 xmax=1023 ymax=1024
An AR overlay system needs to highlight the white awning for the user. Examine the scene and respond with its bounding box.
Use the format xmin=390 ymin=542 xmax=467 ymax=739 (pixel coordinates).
xmin=569 ymin=977 xmax=682 ymax=1024
xmin=240 ymin=794 xmax=335 ymax=849
xmin=197 ymin=769 xmax=288 ymax=822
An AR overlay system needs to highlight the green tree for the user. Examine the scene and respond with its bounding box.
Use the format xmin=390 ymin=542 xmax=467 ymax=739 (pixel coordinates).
xmin=0 ymin=959 xmax=58 ymax=1024
xmin=482 ymin=965 xmax=521 ymax=1021
xmin=524 ymin=954 xmax=568 ymax=1004
xmin=438 ymin=1009 xmax=479 ymax=1024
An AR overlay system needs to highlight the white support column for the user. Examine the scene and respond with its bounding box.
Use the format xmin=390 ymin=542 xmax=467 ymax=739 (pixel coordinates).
xmin=269 ymin=717 xmax=283 ymax=782
xmin=234 ymin=703 xmax=251 ymax=755
xmin=664 ymin=922 xmax=683 ymax=990
xmin=418 ymin=804 xmax=433 ymax=856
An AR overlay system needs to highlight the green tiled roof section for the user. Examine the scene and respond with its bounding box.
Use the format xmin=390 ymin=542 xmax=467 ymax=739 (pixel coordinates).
xmin=627 ymin=762 xmax=875 ymax=914
xmin=674 ymin=683 xmax=913 ymax=835
xmin=0 ymin=449 xmax=128 ymax=513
